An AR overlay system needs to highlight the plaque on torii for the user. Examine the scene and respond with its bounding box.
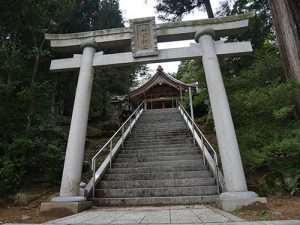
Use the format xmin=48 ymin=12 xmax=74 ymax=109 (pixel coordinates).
xmin=43 ymin=12 xmax=267 ymax=212
xmin=130 ymin=17 xmax=158 ymax=57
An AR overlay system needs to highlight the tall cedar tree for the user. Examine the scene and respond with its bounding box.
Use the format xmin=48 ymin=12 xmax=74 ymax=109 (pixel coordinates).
xmin=155 ymin=0 xmax=214 ymax=21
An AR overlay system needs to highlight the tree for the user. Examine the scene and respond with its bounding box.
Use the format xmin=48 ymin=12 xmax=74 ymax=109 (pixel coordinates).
xmin=0 ymin=0 xmax=137 ymax=194
xmin=155 ymin=0 xmax=214 ymax=21
xmin=173 ymin=0 xmax=300 ymax=195
xmin=268 ymin=0 xmax=300 ymax=118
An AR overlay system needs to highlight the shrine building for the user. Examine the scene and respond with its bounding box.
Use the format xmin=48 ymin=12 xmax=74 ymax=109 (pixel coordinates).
xmin=129 ymin=66 xmax=197 ymax=109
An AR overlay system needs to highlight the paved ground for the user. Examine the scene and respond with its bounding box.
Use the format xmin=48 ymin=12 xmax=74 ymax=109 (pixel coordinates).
xmin=4 ymin=205 xmax=300 ymax=225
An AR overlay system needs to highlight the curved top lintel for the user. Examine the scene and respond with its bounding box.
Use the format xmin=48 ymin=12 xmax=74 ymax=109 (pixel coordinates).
xmin=45 ymin=12 xmax=255 ymax=52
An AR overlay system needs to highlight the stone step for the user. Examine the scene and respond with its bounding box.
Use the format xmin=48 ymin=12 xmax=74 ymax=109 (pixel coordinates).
xmin=136 ymin=121 xmax=185 ymax=124
xmin=96 ymin=185 xmax=218 ymax=198
xmin=122 ymin=145 xmax=198 ymax=151
xmin=106 ymin=165 xmax=207 ymax=174
xmin=134 ymin=127 xmax=187 ymax=131
xmin=134 ymin=123 xmax=184 ymax=126
xmin=120 ymin=148 xmax=199 ymax=155
xmin=140 ymin=115 xmax=181 ymax=118
xmin=124 ymin=143 xmax=195 ymax=150
xmin=89 ymin=107 xmax=218 ymax=207
xmin=142 ymin=111 xmax=180 ymax=114
xmin=143 ymin=109 xmax=179 ymax=112
xmin=125 ymin=138 xmax=193 ymax=145
xmin=92 ymin=195 xmax=218 ymax=206
xmin=138 ymin=118 xmax=183 ymax=121
xmin=133 ymin=130 xmax=188 ymax=134
xmin=114 ymin=155 xmax=202 ymax=163
xmin=103 ymin=171 xmax=211 ymax=181
xmin=135 ymin=117 xmax=183 ymax=121
xmin=117 ymin=150 xmax=199 ymax=158
xmin=128 ymin=132 xmax=190 ymax=138
xmin=140 ymin=117 xmax=182 ymax=119
xmin=125 ymin=141 xmax=193 ymax=147
xmin=126 ymin=135 xmax=192 ymax=141
xmin=124 ymin=141 xmax=193 ymax=147
xmin=142 ymin=111 xmax=180 ymax=115
xmin=112 ymin=159 xmax=203 ymax=168
xmin=98 ymin=177 xmax=216 ymax=189
xmin=137 ymin=121 xmax=184 ymax=124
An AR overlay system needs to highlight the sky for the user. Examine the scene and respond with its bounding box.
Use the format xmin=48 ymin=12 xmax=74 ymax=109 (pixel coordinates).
xmin=119 ymin=0 xmax=221 ymax=74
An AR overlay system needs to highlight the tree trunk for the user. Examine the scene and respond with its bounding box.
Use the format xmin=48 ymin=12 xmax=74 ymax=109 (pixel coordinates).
xmin=203 ymin=0 xmax=214 ymax=18
xmin=26 ymin=39 xmax=46 ymax=131
xmin=268 ymin=0 xmax=300 ymax=119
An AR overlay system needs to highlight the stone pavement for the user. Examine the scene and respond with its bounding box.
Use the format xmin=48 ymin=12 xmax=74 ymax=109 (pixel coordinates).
xmin=4 ymin=205 xmax=300 ymax=225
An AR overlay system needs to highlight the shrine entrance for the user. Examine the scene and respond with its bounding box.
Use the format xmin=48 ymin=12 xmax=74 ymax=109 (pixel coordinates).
xmin=43 ymin=12 xmax=266 ymax=212
xmin=129 ymin=66 xmax=196 ymax=110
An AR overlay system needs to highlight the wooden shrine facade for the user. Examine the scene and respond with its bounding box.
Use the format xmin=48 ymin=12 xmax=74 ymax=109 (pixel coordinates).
xmin=129 ymin=66 xmax=197 ymax=109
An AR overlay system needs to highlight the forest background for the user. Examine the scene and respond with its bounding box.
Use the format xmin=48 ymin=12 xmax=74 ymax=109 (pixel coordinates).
xmin=0 ymin=0 xmax=299 ymax=196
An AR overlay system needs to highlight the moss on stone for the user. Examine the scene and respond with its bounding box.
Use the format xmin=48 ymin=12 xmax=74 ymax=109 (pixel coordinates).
xmin=159 ymin=11 xmax=255 ymax=29
xmin=45 ymin=12 xmax=255 ymax=41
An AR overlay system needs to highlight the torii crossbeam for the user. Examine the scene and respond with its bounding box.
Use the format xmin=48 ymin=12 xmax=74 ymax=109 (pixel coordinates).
xmin=42 ymin=12 xmax=266 ymax=214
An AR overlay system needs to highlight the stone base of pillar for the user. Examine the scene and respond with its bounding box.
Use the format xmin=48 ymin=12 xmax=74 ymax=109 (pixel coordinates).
xmin=40 ymin=201 xmax=92 ymax=218
xmin=217 ymin=191 xmax=267 ymax=212
xmin=51 ymin=196 xmax=87 ymax=202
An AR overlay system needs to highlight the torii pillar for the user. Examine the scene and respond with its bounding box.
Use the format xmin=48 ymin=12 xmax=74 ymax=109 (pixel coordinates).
xmin=40 ymin=39 xmax=96 ymax=216
xmin=195 ymin=28 xmax=267 ymax=211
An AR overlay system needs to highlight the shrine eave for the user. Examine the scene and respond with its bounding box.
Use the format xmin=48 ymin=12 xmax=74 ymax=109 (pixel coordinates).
xmin=129 ymin=67 xmax=197 ymax=99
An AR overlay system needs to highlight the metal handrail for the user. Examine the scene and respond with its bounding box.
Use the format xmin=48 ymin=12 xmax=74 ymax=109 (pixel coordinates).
xmin=178 ymin=102 xmax=222 ymax=194
xmin=91 ymin=101 xmax=145 ymax=198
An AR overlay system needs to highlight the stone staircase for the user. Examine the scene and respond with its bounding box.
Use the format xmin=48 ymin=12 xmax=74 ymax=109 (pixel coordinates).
xmin=92 ymin=108 xmax=218 ymax=206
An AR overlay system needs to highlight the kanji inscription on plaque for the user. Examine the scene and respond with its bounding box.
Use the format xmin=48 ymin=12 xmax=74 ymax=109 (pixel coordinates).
xmin=130 ymin=17 xmax=158 ymax=58
xmin=137 ymin=24 xmax=151 ymax=50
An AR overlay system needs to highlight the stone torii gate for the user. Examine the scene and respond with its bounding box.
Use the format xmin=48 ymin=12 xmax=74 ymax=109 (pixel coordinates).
xmin=43 ymin=12 xmax=266 ymax=213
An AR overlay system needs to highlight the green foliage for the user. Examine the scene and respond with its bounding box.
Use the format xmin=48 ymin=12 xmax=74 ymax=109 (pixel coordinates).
xmin=0 ymin=0 xmax=137 ymax=194
xmin=223 ymin=47 xmax=300 ymax=176
xmin=217 ymin=0 xmax=274 ymax=49
xmin=155 ymin=0 xmax=214 ymax=21
xmin=176 ymin=60 xmax=209 ymax=117
xmin=63 ymin=0 xmax=123 ymax=33
xmin=174 ymin=0 xmax=300 ymax=192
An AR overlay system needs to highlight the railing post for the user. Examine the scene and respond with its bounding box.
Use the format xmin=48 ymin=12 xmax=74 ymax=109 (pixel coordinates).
xmin=129 ymin=118 xmax=132 ymax=134
xmin=189 ymin=87 xmax=194 ymax=122
xmin=92 ymin=159 xmax=96 ymax=198
xmin=121 ymin=126 xmax=124 ymax=148
xmin=110 ymin=140 xmax=112 ymax=168
xmin=214 ymin=153 xmax=220 ymax=194
xmin=192 ymin=124 xmax=195 ymax=145
xmin=201 ymin=136 xmax=206 ymax=165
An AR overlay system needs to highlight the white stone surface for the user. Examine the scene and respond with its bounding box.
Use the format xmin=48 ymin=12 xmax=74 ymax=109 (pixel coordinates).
xmin=50 ymin=42 xmax=252 ymax=72
xmin=45 ymin=13 xmax=254 ymax=51
xmin=141 ymin=210 xmax=170 ymax=224
xmin=58 ymin=45 xmax=96 ymax=198
xmin=170 ymin=209 xmax=202 ymax=223
xmin=7 ymin=205 xmax=299 ymax=225
xmin=196 ymin=30 xmax=248 ymax=193
xmin=218 ymin=194 xmax=268 ymax=212
xmin=220 ymin=191 xmax=258 ymax=199
xmin=51 ymin=196 xmax=86 ymax=202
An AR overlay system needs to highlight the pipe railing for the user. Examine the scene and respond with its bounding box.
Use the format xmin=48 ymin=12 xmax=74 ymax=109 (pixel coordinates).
xmin=178 ymin=102 xmax=223 ymax=194
xmin=91 ymin=101 xmax=145 ymax=198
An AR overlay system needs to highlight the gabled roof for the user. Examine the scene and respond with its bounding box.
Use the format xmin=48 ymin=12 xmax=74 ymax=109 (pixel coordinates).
xmin=129 ymin=66 xmax=197 ymax=98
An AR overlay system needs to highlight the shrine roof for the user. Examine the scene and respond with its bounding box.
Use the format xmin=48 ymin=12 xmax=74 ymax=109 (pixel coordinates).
xmin=129 ymin=66 xmax=197 ymax=98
